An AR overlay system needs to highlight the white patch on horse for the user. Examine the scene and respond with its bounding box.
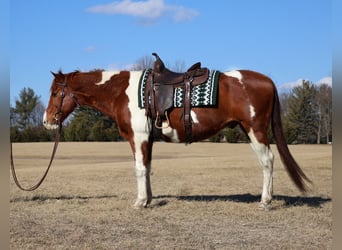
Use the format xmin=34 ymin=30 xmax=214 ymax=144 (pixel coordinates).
xmin=126 ymin=71 xmax=151 ymax=137
xmin=126 ymin=71 xmax=152 ymax=208
xmin=95 ymin=71 xmax=120 ymax=85
xmin=190 ymin=110 xmax=199 ymax=123
xmin=249 ymin=104 xmax=256 ymax=119
xmin=224 ymin=70 xmax=243 ymax=84
xmin=43 ymin=111 xmax=58 ymax=129
xmin=162 ymin=124 xmax=180 ymax=142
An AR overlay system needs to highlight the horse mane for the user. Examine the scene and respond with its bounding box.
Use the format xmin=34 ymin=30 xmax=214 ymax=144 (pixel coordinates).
xmin=51 ymin=69 xmax=105 ymax=92
xmin=56 ymin=69 xmax=103 ymax=77
xmin=53 ymin=69 xmax=81 ymax=79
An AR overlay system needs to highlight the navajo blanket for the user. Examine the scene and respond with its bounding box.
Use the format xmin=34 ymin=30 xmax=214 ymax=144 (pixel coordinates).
xmin=138 ymin=69 xmax=220 ymax=108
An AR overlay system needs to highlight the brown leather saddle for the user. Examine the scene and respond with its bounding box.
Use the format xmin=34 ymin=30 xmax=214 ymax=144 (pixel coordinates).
xmin=145 ymin=53 xmax=209 ymax=143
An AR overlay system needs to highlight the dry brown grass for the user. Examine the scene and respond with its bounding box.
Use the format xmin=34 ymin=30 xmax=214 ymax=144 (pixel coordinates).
xmin=10 ymin=142 xmax=332 ymax=249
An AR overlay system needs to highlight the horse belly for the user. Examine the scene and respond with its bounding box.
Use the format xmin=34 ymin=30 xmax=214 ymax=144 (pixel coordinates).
xmin=164 ymin=108 xmax=226 ymax=143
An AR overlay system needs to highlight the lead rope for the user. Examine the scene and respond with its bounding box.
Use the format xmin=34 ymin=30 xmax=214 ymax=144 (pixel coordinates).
xmin=10 ymin=78 xmax=67 ymax=191
xmin=10 ymin=123 xmax=62 ymax=191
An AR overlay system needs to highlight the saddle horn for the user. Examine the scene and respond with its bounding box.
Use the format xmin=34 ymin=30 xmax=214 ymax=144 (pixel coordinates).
xmin=152 ymin=52 xmax=159 ymax=59
xmin=152 ymin=52 xmax=165 ymax=72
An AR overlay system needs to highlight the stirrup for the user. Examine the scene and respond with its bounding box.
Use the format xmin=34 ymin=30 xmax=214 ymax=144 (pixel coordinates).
xmin=154 ymin=111 xmax=170 ymax=129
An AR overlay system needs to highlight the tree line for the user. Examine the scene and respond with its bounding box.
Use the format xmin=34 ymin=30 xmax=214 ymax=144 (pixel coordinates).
xmin=10 ymin=79 xmax=332 ymax=144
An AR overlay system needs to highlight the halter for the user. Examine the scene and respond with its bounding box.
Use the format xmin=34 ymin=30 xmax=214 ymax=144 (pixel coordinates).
xmin=53 ymin=81 xmax=66 ymax=125
xmin=53 ymin=76 xmax=79 ymax=124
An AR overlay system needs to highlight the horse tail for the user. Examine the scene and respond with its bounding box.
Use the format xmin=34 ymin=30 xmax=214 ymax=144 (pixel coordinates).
xmin=271 ymin=86 xmax=312 ymax=192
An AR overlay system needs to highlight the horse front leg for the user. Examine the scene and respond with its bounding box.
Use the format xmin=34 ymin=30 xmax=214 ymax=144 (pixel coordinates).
xmin=130 ymin=137 xmax=153 ymax=209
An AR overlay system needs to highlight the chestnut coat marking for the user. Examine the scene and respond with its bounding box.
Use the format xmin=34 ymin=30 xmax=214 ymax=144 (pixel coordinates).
xmin=95 ymin=71 xmax=120 ymax=85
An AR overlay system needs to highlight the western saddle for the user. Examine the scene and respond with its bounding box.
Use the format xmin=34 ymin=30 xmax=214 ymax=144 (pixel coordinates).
xmin=145 ymin=53 xmax=209 ymax=143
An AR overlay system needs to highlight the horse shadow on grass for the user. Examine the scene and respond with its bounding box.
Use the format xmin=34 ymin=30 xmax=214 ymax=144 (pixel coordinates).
xmin=11 ymin=193 xmax=331 ymax=209
xmin=10 ymin=194 xmax=118 ymax=203
xmin=153 ymin=193 xmax=331 ymax=208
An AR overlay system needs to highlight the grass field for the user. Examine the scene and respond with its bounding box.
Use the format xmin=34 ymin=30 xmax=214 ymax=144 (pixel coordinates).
xmin=10 ymin=142 xmax=332 ymax=249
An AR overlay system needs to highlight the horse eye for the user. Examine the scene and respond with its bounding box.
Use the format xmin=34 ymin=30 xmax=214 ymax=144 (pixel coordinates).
xmin=51 ymin=92 xmax=57 ymax=97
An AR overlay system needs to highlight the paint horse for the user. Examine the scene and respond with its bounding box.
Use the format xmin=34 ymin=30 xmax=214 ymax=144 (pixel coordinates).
xmin=43 ymin=56 xmax=311 ymax=210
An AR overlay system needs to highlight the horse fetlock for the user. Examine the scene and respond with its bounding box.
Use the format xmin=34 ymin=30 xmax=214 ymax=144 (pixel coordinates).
xmin=259 ymin=200 xmax=273 ymax=211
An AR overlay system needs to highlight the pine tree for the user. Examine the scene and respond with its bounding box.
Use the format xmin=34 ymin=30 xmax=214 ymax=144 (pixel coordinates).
xmin=287 ymin=80 xmax=318 ymax=144
xmin=13 ymin=87 xmax=41 ymax=130
xmin=63 ymin=107 xmax=98 ymax=141
xmin=63 ymin=106 xmax=121 ymax=141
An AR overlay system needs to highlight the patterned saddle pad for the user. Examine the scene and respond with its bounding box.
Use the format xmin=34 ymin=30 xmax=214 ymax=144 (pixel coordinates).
xmin=138 ymin=69 xmax=220 ymax=108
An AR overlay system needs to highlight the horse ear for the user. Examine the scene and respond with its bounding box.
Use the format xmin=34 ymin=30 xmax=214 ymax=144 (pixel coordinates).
xmin=51 ymin=70 xmax=64 ymax=82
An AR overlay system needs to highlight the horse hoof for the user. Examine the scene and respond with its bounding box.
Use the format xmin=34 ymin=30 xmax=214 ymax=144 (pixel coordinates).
xmin=134 ymin=200 xmax=148 ymax=209
xmin=259 ymin=202 xmax=272 ymax=211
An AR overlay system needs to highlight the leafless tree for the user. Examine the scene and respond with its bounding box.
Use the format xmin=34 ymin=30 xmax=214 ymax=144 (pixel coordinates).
xmin=131 ymin=55 xmax=155 ymax=70
xmin=131 ymin=55 xmax=186 ymax=72
xmin=315 ymin=84 xmax=332 ymax=144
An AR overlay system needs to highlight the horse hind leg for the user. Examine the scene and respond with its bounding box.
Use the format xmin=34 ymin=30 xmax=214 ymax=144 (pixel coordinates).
xmin=247 ymin=129 xmax=274 ymax=210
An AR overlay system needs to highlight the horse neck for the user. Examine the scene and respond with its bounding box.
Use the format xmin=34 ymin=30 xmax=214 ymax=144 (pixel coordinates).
xmin=71 ymin=71 xmax=130 ymax=118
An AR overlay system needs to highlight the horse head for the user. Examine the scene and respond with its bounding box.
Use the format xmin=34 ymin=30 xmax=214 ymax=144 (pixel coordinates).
xmin=43 ymin=70 xmax=79 ymax=129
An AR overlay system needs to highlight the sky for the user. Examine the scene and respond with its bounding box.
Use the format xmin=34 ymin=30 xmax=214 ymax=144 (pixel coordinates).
xmin=10 ymin=0 xmax=331 ymax=106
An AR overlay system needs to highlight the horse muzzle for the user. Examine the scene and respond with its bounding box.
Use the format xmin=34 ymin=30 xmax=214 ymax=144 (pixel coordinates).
xmin=43 ymin=111 xmax=59 ymax=130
